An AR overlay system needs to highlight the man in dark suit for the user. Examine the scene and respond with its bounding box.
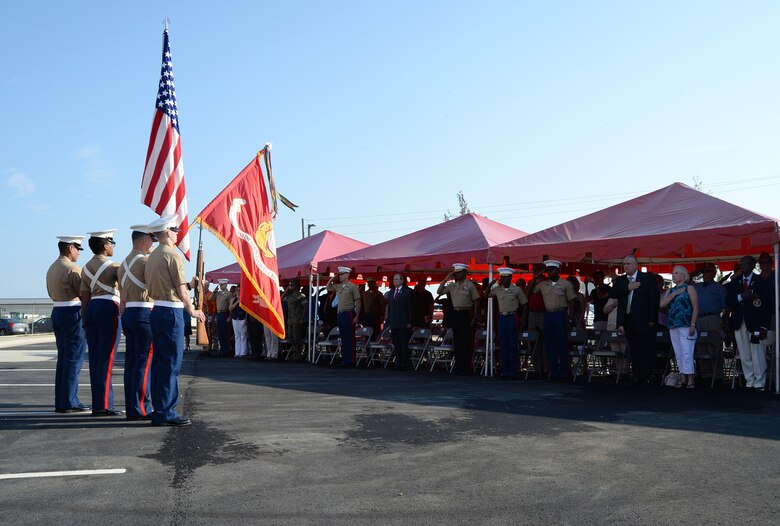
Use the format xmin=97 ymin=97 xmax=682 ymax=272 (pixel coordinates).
xmin=385 ymin=273 xmax=414 ymax=369
xmin=726 ymin=255 xmax=772 ymax=389
xmin=610 ymin=254 xmax=660 ymax=385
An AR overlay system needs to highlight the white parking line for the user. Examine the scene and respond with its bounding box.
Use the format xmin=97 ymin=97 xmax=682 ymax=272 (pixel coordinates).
xmin=0 ymin=384 xmax=124 ymax=387
xmin=0 ymin=411 xmax=61 ymax=416
xmin=0 ymin=468 xmax=126 ymax=480
xmin=0 ymin=369 xmax=125 ymax=372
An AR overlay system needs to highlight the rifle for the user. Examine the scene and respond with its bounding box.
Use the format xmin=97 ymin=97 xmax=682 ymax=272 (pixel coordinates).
xmin=195 ymin=225 xmax=210 ymax=346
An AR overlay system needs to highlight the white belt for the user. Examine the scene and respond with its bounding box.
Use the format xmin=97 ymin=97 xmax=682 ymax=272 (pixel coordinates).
xmin=53 ymin=300 xmax=81 ymax=307
xmin=155 ymin=300 xmax=184 ymax=308
xmin=126 ymin=302 xmax=154 ymax=309
xmin=92 ymin=295 xmax=120 ymax=303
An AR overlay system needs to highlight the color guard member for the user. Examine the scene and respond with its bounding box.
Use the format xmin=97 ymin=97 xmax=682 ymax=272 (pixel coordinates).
xmin=487 ymin=267 xmax=528 ymax=379
xmin=47 ymin=235 xmax=89 ymax=413
xmin=145 ymin=215 xmax=205 ymax=426
xmin=437 ymin=263 xmax=481 ymax=375
xmin=80 ymin=229 xmax=123 ymax=416
xmin=326 ymin=267 xmax=362 ymax=366
xmin=118 ymin=223 xmax=157 ymax=421
xmin=210 ymin=279 xmax=232 ymax=356
xmin=533 ymin=260 xmax=576 ymax=382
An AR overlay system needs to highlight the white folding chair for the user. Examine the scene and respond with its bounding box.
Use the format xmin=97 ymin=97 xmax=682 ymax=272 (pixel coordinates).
xmin=566 ymin=328 xmax=587 ymax=382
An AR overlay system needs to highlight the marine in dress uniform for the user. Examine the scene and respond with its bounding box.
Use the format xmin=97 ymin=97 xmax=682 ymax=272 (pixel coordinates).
xmin=81 ymin=229 xmax=123 ymax=416
xmin=46 ymin=235 xmax=90 ymax=413
xmin=326 ymin=267 xmax=362 ymax=366
xmin=437 ymin=264 xmax=481 ymax=375
xmin=533 ymin=260 xmax=576 ymax=382
xmin=145 ymin=215 xmax=205 ymax=426
xmin=210 ymin=279 xmax=232 ymax=356
xmin=117 ymin=223 xmax=157 ymax=420
xmin=488 ymin=267 xmax=528 ymax=379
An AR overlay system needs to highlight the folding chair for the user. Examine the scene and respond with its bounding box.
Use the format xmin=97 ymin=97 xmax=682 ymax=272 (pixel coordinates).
xmin=428 ymin=328 xmax=455 ymax=372
xmin=367 ymin=327 xmax=394 ymax=368
xmin=408 ymin=328 xmax=432 ymax=371
xmin=566 ymin=328 xmax=587 ymax=382
xmin=588 ymin=330 xmax=629 ymax=383
xmin=314 ymin=327 xmax=340 ymax=364
xmin=472 ymin=329 xmax=492 ymax=375
xmin=694 ymin=330 xmax=724 ymax=388
xmin=353 ymin=326 xmax=374 ymax=367
xmin=518 ymin=330 xmax=541 ymax=379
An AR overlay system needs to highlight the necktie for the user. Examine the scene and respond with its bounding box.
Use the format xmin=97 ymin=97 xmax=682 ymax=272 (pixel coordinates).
xmin=627 ymin=275 xmax=634 ymax=314
xmin=394 ymin=288 xmax=400 ymax=300
xmin=743 ymin=277 xmax=749 ymax=292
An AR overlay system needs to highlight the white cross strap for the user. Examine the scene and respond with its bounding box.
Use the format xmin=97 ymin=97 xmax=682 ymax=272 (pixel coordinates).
xmin=121 ymin=253 xmax=147 ymax=290
xmin=83 ymin=259 xmax=119 ymax=297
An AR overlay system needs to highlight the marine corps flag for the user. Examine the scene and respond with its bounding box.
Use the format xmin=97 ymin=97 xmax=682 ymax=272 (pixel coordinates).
xmin=195 ymin=148 xmax=285 ymax=338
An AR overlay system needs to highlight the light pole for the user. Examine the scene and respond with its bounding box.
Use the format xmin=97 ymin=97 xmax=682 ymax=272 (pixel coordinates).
xmin=307 ymin=223 xmax=316 ymax=237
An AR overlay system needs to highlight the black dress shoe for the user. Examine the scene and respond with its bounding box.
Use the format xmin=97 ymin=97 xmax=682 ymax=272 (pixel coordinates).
xmin=151 ymin=417 xmax=191 ymax=427
xmin=91 ymin=409 xmax=124 ymax=417
xmin=55 ymin=406 xmax=91 ymax=414
xmin=126 ymin=415 xmax=153 ymax=421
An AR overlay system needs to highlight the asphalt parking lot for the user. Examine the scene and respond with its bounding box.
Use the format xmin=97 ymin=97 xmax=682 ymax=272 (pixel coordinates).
xmin=1 ymin=334 xmax=779 ymax=525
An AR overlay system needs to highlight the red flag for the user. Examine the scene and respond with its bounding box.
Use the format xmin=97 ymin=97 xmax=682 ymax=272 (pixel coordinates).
xmin=195 ymin=150 xmax=285 ymax=337
xmin=140 ymin=29 xmax=191 ymax=260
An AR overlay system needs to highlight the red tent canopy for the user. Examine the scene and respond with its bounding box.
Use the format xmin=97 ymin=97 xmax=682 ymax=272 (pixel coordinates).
xmin=495 ymin=183 xmax=779 ymax=267
xmin=320 ymin=213 xmax=528 ymax=277
xmin=205 ymin=230 xmax=370 ymax=283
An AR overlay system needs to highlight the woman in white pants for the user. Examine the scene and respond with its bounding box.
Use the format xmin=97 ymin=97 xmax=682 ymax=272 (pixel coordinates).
xmin=660 ymin=266 xmax=699 ymax=388
xmin=229 ymin=286 xmax=249 ymax=358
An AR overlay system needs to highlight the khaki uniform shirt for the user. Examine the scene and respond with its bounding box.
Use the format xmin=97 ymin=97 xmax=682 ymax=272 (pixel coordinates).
xmin=438 ymin=279 xmax=480 ymax=309
xmin=117 ymin=249 xmax=151 ymax=303
xmin=361 ymin=289 xmax=385 ymax=316
xmin=327 ymin=281 xmax=361 ymax=312
xmin=213 ymin=289 xmax=231 ymax=312
xmin=534 ymin=279 xmax=576 ymax=311
xmin=145 ymin=244 xmax=186 ymax=302
xmin=489 ymin=283 xmax=528 ymax=313
xmin=46 ymin=256 xmax=83 ymax=302
xmin=80 ymin=254 xmax=120 ymax=298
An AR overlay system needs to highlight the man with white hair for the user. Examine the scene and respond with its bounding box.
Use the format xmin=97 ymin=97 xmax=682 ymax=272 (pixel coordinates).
xmin=610 ymin=254 xmax=660 ymax=386
xmin=145 ymin=215 xmax=205 ymax=426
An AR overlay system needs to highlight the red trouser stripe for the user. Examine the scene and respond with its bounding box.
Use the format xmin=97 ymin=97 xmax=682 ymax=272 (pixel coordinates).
xmin=139 ymin=343 xmax=154 ymax=416
xmin=104 ymin=308 xmax=118 ymax=409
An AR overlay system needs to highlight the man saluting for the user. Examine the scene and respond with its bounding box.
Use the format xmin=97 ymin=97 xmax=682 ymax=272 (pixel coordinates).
xmin=145 ymin=215 xmax=205 ymax=426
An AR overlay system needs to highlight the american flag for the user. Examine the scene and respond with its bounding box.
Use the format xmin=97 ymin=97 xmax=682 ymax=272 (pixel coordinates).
xmin=140 ymin=29 xmax=190 ymax=260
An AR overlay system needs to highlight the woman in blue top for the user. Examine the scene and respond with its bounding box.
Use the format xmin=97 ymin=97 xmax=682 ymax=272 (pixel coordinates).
xmin=660 ymin=266 xmax=699 ymax=388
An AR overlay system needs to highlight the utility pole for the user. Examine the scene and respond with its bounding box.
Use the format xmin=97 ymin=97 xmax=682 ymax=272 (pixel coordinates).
xmin=301 ymin=218 xmax=305 ymax=239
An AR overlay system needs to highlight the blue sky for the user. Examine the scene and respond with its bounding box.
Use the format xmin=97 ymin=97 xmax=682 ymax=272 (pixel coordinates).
xmin=3 ymin=1 xmax=780 ymax=297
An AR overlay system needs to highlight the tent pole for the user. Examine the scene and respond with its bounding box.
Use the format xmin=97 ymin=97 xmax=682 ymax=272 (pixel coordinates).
xmin=313 ymin=271 xmax=321 ymax=363
xmin=486 ymin=263 xmax=494 ymax=377
xmin=307 ymin=267 xmax=313 ymax=363
xmin=775 ymin=242 xmax=779 ymax=395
